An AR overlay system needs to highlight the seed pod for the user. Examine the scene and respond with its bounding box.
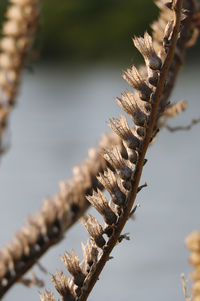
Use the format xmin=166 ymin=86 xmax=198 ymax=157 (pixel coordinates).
xmin=123 ymin=65 xmax=152 ymax=101
xmin=0 ymin=248 xmax=14 ymax=271
xmin=97 ymin=169 xmax=126 ymax=206
xmin=50 ymin=271 xmax=76 ymax=300
xmin=148 ymin=68 xmax=159 ymax=87
xmin=109 ymin=115 xmax=141 ymax=150
xmin=86 ymin=189 xmax=117 ymax=225
xmin=116 ymin=91 xmax=148 ymax=127
xmin=190 ymin=266 xmax=200 ymax=281
xmin=81 ymin=239 xmax=98 ymax=269
xmin=136 ymin=126 xmax=146 ymax=138
xmin=104 ymin=147 xmax=133 ymax=180
xmin=6 ymin=238 xmax=23 ymax=261
xmin=61 ymin=251 xmax=85 ymax=287
xmin=21 ymin=224 xmax=39 ymax=245
xmin=133 ymin=32 xmax=162 ymax=70
xmin=41 ymin=198 xmax=57 ymax=225
xmin=39 ymin=290 xmax=55 ymax=301
xmin=82 ymin=215 xmax=106 ymax=248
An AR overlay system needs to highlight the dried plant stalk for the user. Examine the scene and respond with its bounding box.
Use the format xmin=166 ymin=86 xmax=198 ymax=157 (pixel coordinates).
xmin=186 ymin=231 xmax=200 ymax=301
xmin=0 ymin=132 xmax=121 ymax=298
xmin=43 ymin=1 xmax=198 ymax=300
xmin=0 ymin=0 xmax=39 ymax=153
xmin=0 ymin=0 xmax=198 ymax=299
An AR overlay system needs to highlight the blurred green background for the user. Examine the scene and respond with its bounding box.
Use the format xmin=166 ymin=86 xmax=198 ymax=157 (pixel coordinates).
xmin=0 ymin=0 xmax=199 ymax=62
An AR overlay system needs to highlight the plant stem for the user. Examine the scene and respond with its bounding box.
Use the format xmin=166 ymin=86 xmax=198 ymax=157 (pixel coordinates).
xmin=79 ymin=1 xmax=183 ymax=300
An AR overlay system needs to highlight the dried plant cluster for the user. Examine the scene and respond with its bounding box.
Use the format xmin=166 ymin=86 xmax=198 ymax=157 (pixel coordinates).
xmin=0 ymin=0 xmax=199 ymax=300
xmin=39 ymin=1 xmax=199 ymax=300
xmin=0 ymin=0 xmax=39 ymax=152
xmin=0 ymin=130 xmax=123 ymax=297
xmin=186 ymin=232 xmax=200 ymax=301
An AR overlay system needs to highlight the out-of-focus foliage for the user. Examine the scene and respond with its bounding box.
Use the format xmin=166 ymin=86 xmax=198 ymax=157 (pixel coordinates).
xmin=39 ymin=0 xmax=158 ymax=62
xmin=0 ymin=0 xmax=199 ymax=62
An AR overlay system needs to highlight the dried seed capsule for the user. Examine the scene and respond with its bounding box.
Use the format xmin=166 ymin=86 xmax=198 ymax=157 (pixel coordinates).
xmin=82 ymin=215 xmax=106 ymax=248
xmin=50 ymin=272 xmax=75 ymax=300
xmin=118 ymin=141 xmax=128 ymax=160
xmin=191 ymin=280 xmax=200 ymax=296
xmin=163 ymin=21 xmax=174 ymax=49
xmin=148 ymin=69 xmax=159 ymax=87
xmin=185 ymin=231 xmax=200 ymax=252
xmin=0 ymin=248 xmax=14 ymax=271
xmin=136 ymin=126 xmax=146 ymax=138
xmin=133 ymin=32 xmax=162 ymax=70
xmin=41 ymin=198 xmax=57 ymax=225
xmin=123 ymin=65 xmax=152 ymax=101
xmin=190 ymin=266 xmax=200 ymax=281
xmin=97 ymin=169 xmax=126 ymax=206
xmin=39 ymin=289 xmax=55 ymax=301
xmin=115 ymin=91 xmax=148 ymax=127
xmin=61 ymin=251 xmax=85 ymax=287
xmin=15 ymin=230 xmax=30 ymax=256
xmin=0 ymin=37 xmax=16 ymax=53
xmin=122 ymin=179 xmax=132 ymax=191
xmin=104 ymin=147 xmax=133 ymax=180
xmin=81 ymin=239 xmax=98 ymax=269
xmin=86 ymin=189 xmax=117 ymax=225
xmin=0 ymin=261 xmax=6 ymax=279
xmin=6 ymin=238 xmax=23 ymax=261
xmin=21 ymin=224 xmax=39 ymax=245
xmin=189 ymin=252 xmax=200 ymax=266
xmin=125 ymin=147 xmax=138 ymax=164
xmin=109 ymin=115 xmax=141 ymax=150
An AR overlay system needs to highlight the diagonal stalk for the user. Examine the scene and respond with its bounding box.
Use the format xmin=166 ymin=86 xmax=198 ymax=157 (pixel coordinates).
xmin=79 ymin=1 xmax=183 ymax=300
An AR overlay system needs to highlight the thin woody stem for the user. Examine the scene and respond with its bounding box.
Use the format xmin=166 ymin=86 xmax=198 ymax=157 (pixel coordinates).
xmin=79 ymin=1 xmax=183 ymax=300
